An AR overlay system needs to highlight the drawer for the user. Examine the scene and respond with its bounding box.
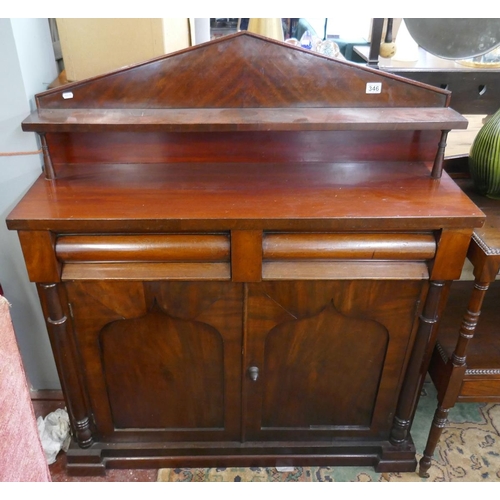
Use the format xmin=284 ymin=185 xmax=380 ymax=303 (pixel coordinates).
xmin=22 ymin=230 xmax=437 ymax=283
xmin=262 ymin=232 xmax=436 ymax=280
xmin=55 ymin=233 xmax=231 ymax=280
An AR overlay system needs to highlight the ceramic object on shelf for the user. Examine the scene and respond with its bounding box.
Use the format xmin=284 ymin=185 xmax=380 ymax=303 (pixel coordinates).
xmin=469 ymin=109 xmax=500 ymax=199
xmin=317 ymin=39 xmax=340 ymax=58
xmin=380 ymin=18 xmax=397 ymax=58
xmin=284 ymin=37 xmax=299 ymax=46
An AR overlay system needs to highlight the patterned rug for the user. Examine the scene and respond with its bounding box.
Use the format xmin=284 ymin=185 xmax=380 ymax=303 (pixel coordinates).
xmin=157 ymin=382 xmax=500 ymax=482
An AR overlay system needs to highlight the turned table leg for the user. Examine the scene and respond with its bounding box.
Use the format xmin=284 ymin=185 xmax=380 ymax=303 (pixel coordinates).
xmin=418 ymin=279 xmax=489 ymax=478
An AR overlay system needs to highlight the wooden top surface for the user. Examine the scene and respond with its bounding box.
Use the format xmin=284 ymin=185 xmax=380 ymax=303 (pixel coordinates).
xmin=7 ymin=161 xmax=484 ymax=233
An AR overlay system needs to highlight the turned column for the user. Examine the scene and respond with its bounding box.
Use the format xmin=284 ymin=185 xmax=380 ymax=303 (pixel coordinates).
xmin=38 ymin=133 xmax=56 ymax=180
xmin=431 ymin=130 xmax=450 ymax=179
xmin=418 ymin=279 xmax=489 ymax=477
xmin=390 ymin=280 xmax=446 ymax=444
xmin=38 ymin=283 xmax=94 ymax=448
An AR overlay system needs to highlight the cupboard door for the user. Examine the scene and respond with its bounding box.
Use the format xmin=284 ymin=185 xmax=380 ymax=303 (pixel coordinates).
xmin=243 ymin=280 xmax=426 ymax=441
xmin=65 ymin=281 xmax=243 ymax=442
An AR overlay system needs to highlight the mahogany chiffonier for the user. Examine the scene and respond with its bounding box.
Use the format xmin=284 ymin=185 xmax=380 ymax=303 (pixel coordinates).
xmin=6 ymin=32 xmax=484 ymax=475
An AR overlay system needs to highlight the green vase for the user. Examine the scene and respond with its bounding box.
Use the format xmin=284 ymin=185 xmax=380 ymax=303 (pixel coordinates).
xmin=469 ymin=108 xmax=500 ymax=199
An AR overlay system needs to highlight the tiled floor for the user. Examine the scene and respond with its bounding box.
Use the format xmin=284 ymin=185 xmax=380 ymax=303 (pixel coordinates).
xmin=32 ymin=398 xmax=158 ymax=482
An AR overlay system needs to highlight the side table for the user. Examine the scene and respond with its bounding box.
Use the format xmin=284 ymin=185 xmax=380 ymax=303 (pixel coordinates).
xmin=419 ymin=174 xmax=500 ymax=478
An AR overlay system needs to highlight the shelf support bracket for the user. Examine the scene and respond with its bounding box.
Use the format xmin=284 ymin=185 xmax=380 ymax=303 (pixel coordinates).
xmin=39 ymin=133 xmax=56 ymax=180
xmin=431 ymin=130 xmax=450 ymax=179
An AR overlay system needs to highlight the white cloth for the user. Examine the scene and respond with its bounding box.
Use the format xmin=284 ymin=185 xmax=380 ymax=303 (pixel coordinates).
xmin=37 ymin=408 xmax=71 ymax=465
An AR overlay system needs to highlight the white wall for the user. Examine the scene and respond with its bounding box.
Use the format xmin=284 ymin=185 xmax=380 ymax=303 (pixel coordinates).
xmin=0 ymin=18 xmax=60 ymax=389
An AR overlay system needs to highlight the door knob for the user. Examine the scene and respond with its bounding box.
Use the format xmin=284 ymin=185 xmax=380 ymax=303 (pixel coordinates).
xmin=248 ymin=366 xmax=259 ymax=381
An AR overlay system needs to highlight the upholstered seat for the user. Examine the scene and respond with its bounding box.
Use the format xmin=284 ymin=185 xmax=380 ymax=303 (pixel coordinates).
xmin=0 ymin=289 xmax=50 ymax=481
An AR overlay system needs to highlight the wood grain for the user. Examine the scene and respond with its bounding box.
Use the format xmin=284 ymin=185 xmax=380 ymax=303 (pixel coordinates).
xmin=263 ymin=233 xmax=436 ymax=260
xmin=61 ymin=262 xmax=231 ymax=281
xmin=43 ymin=130 xmax=442 ymax=166
xmin=244 ymin=280 xmax=426 ymax=441
xmin=34 ymin=32 xmax=449 ymax=110
xmin=6 ymin=162 xmax=484 ymax=233
xmin=65 ymin=280 xmax=243 ymax=441
xmin=18 ymin=231 xmax=61 ymax=282
xmin=22 ymin=107 xmax=467 ymax=133
xmin=56 ymin=234 xmax=230 ymax=262
xmin=262 ymin=261 xmax=429 ymax=280
xmin=230 ymin=230 xmax=262 ymax=283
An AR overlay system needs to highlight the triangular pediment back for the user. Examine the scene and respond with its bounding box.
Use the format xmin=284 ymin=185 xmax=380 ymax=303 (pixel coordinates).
xmin=36 ymin=31 xmax=448 ymax=110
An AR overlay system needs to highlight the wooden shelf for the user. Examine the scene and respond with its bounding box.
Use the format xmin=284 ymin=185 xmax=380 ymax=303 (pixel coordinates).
xmin=22 ymin=107 xmax=468 ymax=133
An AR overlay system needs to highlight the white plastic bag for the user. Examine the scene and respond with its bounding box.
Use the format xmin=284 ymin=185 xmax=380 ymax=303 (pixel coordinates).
xmin=37 ymin=408 xmax=71 ymax=464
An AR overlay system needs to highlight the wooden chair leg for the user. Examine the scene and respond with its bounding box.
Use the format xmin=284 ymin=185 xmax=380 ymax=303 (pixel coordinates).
xmin=418 ymin=405 xmax=450 ymax=477
xmin=419 ymin=279 xmax=489 ymax=478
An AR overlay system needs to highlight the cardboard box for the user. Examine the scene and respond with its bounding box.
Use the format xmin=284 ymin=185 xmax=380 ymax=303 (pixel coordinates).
xmin=56 ymin=18 xmax=192 ymax=81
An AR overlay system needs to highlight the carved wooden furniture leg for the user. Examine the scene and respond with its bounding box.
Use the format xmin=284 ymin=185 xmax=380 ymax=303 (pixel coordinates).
xmin=418 ymin=279 xmax=489 ymax=478
xmin=390 ymin=280 xmax=445 ymax=445
xmin=37 ymin=283 xmax=95 ymax=449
